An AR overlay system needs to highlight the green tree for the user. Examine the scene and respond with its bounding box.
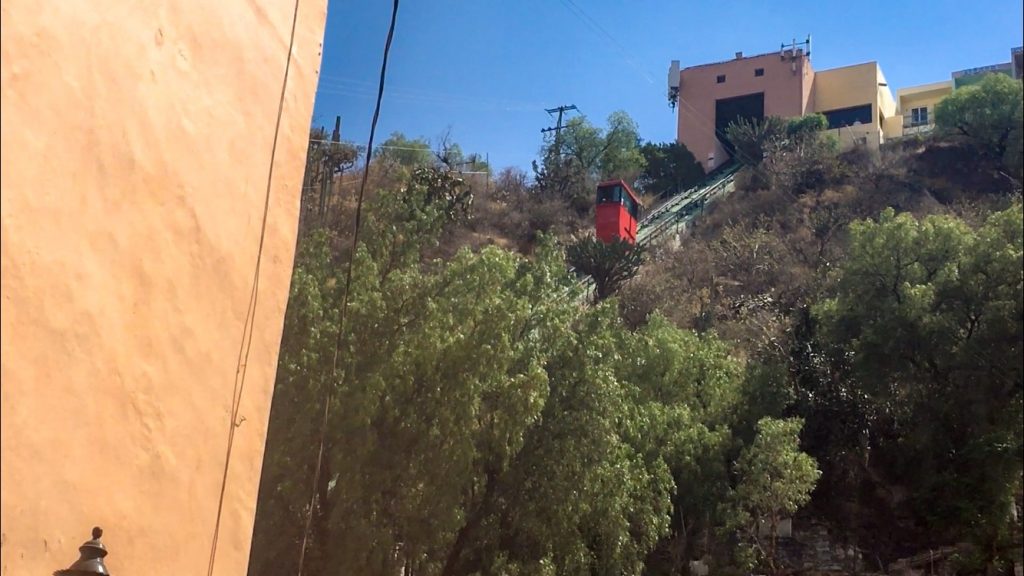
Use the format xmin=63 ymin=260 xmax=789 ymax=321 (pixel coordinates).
xmin=532 ymin=123 xmax=591 ymax=211
xmin=813 ymin=206 xmax=1024 ymax=556
xmin=376 ymin=131 xmax=435 ymax=168
xmin=566 ymin=236 xmax=645 ymax=302
xmin=251 ymin=177 xmax=674 ymax=576
xmin=731 ymin=417 xmax=820 ymax=576
xmin=446 ymin=304 xmax=674 ymax=576
xmin=638 ymin=141 xmax=706 ymax=199
xmin=726 ymin=114 xmax=836 ymax=193
xmin=935 ymin=73 xmax=1024 ymax=177
xmin=534 ymin=111 xmax=646 ymax=212
xmin=620 ymin=316 xmax=747 ymax=575
xmin=405 ymin=166 xmax=474 ymax=223
xmin=599 ymin=110 xmax=646 ymax=183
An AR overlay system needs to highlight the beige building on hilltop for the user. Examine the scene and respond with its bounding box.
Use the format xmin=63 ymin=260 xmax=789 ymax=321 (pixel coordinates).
xmin=670 ymin=42 xmax=1023 ymax=170
xmin=670 ymin=47 xmax=815 ymax=169
xmin=1 ymin=1 xmax=326 ymax=575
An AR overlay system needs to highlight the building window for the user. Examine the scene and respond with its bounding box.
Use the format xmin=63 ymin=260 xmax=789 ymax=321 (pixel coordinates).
xmin=821 ymin=104 xmax=874 ymax=130
xmin=910 ymin=107 xmax=929 ymax=126
xmin=754 ymin=68 xmax=764 ymax=77
xmin=716 ymin=74 xmax=726 ymax=84
xmin=715 ymin=92 xmax=766 ymax=156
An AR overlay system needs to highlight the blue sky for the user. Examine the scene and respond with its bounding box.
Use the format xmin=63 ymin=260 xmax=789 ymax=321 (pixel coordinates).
xmin=312 ymin=0 xmax=1024 ymax=171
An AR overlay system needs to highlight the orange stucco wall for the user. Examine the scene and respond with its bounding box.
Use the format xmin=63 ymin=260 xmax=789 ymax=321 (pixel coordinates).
xmin=677 ymin=51 xmax=814 ymax=170
xmin=0 ymin=1 xmax=325 ymax=574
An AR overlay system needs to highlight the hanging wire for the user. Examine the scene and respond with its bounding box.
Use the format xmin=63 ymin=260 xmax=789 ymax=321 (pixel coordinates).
xmin=558 ymin=0 xmax=654 ymax=84
xmin=317 ymin=75 xmax=544 ymax=112
xmin=295 ymin=0 xmax=401 ymax=574
xmin=206 ymin=0 xmax=303 ymax=574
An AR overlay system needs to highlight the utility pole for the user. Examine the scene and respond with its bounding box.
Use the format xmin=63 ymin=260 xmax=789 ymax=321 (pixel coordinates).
xmin=541 ymin=104 xmax=578 ymax=152
xmin=331 ymin=115 xmax=342 ymax=143
xmin=321 ymin=115 xmax=342 ymax=219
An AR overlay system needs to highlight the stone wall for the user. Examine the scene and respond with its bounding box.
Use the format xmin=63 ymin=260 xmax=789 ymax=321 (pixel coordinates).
xmin=775 ymin=520 xmax=865 ymax=574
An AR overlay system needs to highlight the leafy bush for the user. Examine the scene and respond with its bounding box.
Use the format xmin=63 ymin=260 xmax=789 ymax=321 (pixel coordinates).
xmin=566 ymin=235 xmax=645 ymax=301
xmin=785 ymin=112 xmax=828 ymax=138
xmin=725 ymin=116 xmax=787 ymax=167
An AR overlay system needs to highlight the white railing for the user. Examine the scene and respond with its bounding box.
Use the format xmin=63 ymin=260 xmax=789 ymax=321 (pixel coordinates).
xmin=902 ymin=123 xmax=935 ymax=136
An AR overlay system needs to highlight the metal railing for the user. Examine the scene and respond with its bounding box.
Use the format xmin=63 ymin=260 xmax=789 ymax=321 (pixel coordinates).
xmin=901 ymin=107 xmax=934 ymax=135
xmin=637 ymin=164 xmax=739 ymax=247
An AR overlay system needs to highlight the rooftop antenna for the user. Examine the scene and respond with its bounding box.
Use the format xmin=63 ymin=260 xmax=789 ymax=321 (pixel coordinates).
xmin=780 ymin=36 xmax=812 ymax=71
xmin=667 ymin=60 xmax=680 ymax=110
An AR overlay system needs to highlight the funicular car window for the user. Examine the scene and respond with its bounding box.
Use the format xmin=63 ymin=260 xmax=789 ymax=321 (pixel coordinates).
xmin=622 ymin=192 xmax=637 ymax=218
xmin=597 ymin=185 xmax=623 ymax=204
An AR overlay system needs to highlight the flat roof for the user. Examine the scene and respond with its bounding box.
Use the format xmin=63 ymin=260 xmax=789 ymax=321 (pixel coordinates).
xmin=897 ymin=80 xmax=954 ymax=97
xmin=681 ymin=50 xmax=804 ymax=72
xmin=813 ymin=60 xmax=879 ymax=74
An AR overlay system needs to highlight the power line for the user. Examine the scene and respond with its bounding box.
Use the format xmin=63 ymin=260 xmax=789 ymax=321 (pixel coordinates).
xmin=319 ymin=73 xmax=548 ymax=110
xmin=307 ymin=138 xmax=436 ymax=153
xmin=557 ymin=0 xmax=654 ymax=84
xmin=306 ymin=139 xmax=491 ymax=173
xmin=317 ymin=77 xmax=543 ymax=112
xmin=206 ymin=0 xmax=303 ymax=573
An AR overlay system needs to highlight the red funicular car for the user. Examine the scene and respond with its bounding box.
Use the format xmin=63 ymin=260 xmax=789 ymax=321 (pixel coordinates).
xmin=595 ymin=179 xmax=641 ymax=244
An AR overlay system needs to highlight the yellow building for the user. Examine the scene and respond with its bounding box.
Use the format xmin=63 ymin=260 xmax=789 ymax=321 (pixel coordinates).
xmin=811 ymin=61 xmax=897 ymax=150
xmin=1 ymin=1 xmax=326 ymax=575
xmin=892 ymin=80 xmax=955 ymax=137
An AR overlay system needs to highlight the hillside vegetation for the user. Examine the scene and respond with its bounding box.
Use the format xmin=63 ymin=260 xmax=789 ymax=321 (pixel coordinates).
xmin=249 ymin=75 xmax=1023 ymax=576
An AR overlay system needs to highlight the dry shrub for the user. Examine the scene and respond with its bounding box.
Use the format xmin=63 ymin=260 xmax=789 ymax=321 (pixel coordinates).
xmin=733 ymin=165 xmax=772 ymax=193
xmin=695 ymin=187 xmax=792 ymax=240
xmin=618 ymin=244 xmax=711 ymax=330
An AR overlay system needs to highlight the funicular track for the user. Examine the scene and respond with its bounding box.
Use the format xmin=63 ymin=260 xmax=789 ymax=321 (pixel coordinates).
xmin=572 ymin=163 xmax=739 ymax=300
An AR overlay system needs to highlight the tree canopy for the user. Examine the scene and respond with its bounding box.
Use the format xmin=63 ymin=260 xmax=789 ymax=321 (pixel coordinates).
xmin=253 ymin=95 xmax=1024 ymax=576
xmin=251 ymin=169 xmax=782 ymax=576
xmin=533 ymin=111 xmax=646 ymax=212
xmin=935 ymin=73 xmax=1024 ymax=178
xmin=637 ymin=141 xmax=705 ymax=199
xmin=812 ymin=205 xmax=1023 ymax=549
xmin=376 ymin=131 xmax=435 ymax=168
